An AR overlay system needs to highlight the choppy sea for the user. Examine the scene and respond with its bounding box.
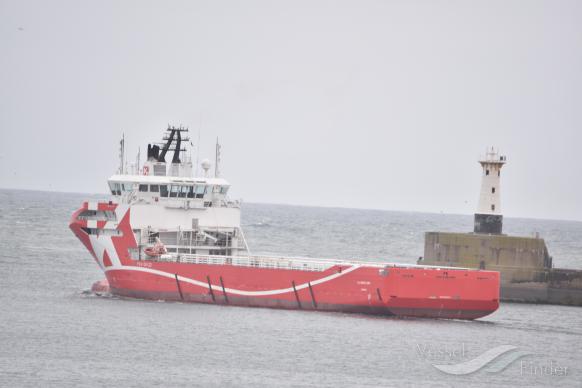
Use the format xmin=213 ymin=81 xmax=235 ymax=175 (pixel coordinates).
xmin=0 ymin=189 xmax=581 ymax=387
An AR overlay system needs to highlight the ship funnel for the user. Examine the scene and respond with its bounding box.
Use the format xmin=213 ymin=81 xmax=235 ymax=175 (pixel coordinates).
xmin=147 ymin=144 xmax=161 ymax=161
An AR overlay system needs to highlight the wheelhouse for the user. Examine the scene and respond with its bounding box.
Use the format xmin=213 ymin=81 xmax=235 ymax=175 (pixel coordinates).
xmin=107 ymin=176 xmax=230 ymax=206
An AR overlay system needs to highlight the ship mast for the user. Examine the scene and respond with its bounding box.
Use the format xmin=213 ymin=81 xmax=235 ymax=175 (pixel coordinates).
xmin=118 ymin=133 xmax=125 ymax=175
xmin=136 ymin=147 xmax=140 ymax=175
xmin=195 ymin=129 xmax=201 ymax=177
xmin=145 ymin=125 xmax=191 ymax=177
xmin=215 ymin=137 xmax=221 ymax=178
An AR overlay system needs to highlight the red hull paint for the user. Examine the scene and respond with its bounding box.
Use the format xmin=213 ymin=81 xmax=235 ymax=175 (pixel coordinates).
xmin=70 ymin=202 xmax=500 ymax=320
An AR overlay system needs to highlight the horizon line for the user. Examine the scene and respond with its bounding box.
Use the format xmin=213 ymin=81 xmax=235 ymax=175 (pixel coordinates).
xmin=0 ymin=186 xmax=580 ymax=224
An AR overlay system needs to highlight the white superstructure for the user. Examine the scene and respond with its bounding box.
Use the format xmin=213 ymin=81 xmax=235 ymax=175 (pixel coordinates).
xmin=107 ymin=126 xmax=248 ymax=258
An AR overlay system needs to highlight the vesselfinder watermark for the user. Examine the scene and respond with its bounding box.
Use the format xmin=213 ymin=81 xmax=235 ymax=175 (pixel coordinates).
xmin=416 ymin=342 xmax=569 ymax=378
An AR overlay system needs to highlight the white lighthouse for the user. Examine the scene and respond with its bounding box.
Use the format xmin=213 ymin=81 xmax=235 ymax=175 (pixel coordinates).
xmin=474 ymin=147 xmax=507 ymax=234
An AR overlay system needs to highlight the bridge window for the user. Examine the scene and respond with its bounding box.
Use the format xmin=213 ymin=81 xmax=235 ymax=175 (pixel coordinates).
xmin=150 ymin=185 xmax=159 ymax=193
xmin=160 ymin=185 xmax=168 ymax=197
xmin=169 ymin=185 xmax=180 ymax=198
xmin=109 ymin=182 xmax=121 ymax=196
xmin=121 ymin=183 xmax=134 ymax=192
xmin=220 ymin=186 xmax=229 ymax=194
xmin=187 ymin=186 xmax=194 ymax=198
xmin=139 ymin=184 xmax=148 ymax=192
xmin=195 ymin=185 xmax=206 ymax=198
xmin=179 ymin=185 xmax=189 ymax=198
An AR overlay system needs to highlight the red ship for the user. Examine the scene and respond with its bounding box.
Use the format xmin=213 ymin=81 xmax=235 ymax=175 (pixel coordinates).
xmin=70 ymin=127 xmax=499 ymax=319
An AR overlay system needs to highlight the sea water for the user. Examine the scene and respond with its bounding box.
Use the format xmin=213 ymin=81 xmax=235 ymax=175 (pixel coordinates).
xmin=0 ymin=189 xmax=580 ymax=387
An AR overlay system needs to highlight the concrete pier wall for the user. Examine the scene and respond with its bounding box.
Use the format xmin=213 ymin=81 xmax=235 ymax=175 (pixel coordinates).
xmin=422 ymin=232 xmax=582 ymax=306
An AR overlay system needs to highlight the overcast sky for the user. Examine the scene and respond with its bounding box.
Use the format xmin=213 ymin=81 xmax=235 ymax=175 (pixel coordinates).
xmin=1 ymin=0 xmax=581 ymax=221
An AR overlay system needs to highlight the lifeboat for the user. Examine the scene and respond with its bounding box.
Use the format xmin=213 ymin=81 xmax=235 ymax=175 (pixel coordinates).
xmin=144 ymin=238 xmax=167 ymax=257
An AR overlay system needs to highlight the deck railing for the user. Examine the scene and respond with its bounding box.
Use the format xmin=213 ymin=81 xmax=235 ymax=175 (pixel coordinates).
xmin=149 ymin=252 xmax=471 ymax=273
xmin=156 ymin=253 xmax=333 ymax=272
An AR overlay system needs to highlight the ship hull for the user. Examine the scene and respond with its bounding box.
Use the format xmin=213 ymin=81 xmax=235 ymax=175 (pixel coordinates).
xmin=103 ymin=263 xmax=497 ymax=319
xmin=71 ymin=201 xmax=500 ymax=320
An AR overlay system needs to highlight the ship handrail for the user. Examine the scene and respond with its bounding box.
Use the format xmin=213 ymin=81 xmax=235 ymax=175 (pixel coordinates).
xmin=234 ymin=253 xmax=473 ymax=270
xmin=151 ymin=252 xmax=473 ymax=272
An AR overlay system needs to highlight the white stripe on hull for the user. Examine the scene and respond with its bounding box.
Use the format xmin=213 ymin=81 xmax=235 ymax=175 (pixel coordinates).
xmin=105 ymin=264 xmax=360 ymax=297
